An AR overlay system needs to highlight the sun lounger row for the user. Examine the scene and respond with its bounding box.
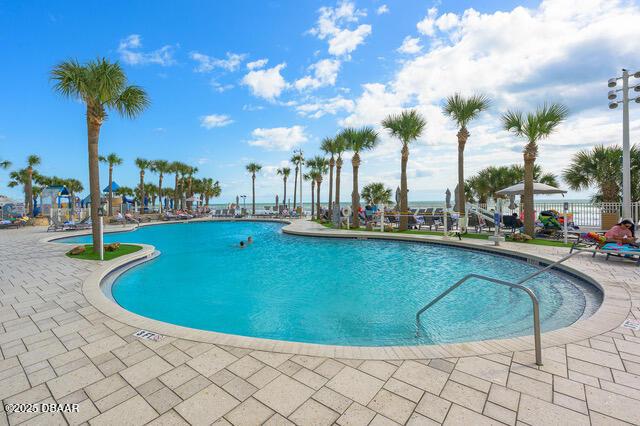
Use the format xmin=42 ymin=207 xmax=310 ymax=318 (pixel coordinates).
xmin=47 ymin=216 xmax=92 ymax=232
xmin=211 ymin=209 xmax=238 ymax=217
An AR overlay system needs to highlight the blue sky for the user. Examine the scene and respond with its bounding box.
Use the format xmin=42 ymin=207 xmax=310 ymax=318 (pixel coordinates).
xmin=1 ymin=0 xmax=638 ymax=203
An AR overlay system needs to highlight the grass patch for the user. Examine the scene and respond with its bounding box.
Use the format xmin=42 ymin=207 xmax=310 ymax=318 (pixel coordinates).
xmin=66 ymin=244 xmax=142 ymax=261
xmin=311 ymin=219 xmax=573 ymax=247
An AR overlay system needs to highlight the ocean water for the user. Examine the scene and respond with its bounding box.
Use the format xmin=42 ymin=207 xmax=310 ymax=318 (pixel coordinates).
xmin=62 ymin=221 xmax=602 ymax=346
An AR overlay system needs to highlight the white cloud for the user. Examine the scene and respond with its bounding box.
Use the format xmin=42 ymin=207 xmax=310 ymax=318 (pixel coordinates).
xmin=376 ymin=5 xmax=389 ymax=15
xmin=246 ymin=58 xmax=269 ymax=70
xmin=309 ymin=1 xmax=372 ymax=57
xmin=342 ymin=0 xmax=640 ymax=197
xmin=210 ymin=80 xmax=234 ymax=93
xmin=294 ymin=59 xmax=341 ymax=91
xmin=397 ymin=36 xmax=422 ymax=54
xmin=242 ymin=104 xmax=265 ymax=111
xmin=416 ymin=7 xmax=438 ymax=36
xmin=118 ymin=34 xmax=176 ymax=66
xmin=200 ymin=114 xmax=234 ymax=129
xmin=296 ymin=96 xmax=355 ymax=119
xmin=242 ymin=63 xmax=289 ymax=100
xmin=190 ymin=52 xmax=245 ymax=72
xmin=248 ymin=126 xmax=308 ymax=151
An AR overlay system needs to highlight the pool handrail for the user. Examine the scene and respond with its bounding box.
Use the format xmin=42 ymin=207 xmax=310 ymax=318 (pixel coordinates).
xmin=415 ymin=250 xmax=584 ymax=366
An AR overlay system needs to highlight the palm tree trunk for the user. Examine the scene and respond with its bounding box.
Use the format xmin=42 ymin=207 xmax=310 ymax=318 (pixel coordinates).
xmin=352 ymin=153 xmax=360 ymax=228
xmin=523 ymin=153 xmax=536 ymax=236
xmin=87 ymin=116 xmax=102 ymax=250
xmin=158 ymin=174 xmax=163 ymax=214
xmin=457 ymin=127 xmax=469 ymax=230
xmin=299 ymin=161 xmax=303 ymax=213
xmin=187 ymin=178 xmax=193 ymax=210
xmin=316 ymin=178 xmax=322 ymax=221
xmin=173 ymin=175 xmax=179 ymax=210
xmin=252 ymin=174 xmax=256 ymax=214
xmin=399 ymin=144 xmax=409 ymax=231
xmin=293 ymin=166 xmax=298 ymax=210
xmin=139 ymin=171 xmax=145 ymax=213
xmin=26 ymin=168 xmax=33 ymax=217
xmin=328 ymin=157 xmax=334 ymax=212
xmin=283 ymin=178 xmax=287 ymax=209
xmin=311 ymin=180 xmax=315 ymax=218
xmin=108 ymin=166 xmax=114 ymax=216
xmin=335 ymin=157 xmax=342 ymax=213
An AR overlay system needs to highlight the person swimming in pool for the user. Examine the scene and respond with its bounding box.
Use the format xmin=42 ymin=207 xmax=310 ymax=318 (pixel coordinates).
xmin=239 ymin=241 xmax=245 ymax=248
xmin=247 ymin=236 xmax=253 ymax=244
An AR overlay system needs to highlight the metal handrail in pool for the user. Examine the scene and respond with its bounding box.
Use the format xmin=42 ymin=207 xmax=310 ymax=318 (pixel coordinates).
xmin=415 ymin=251 xmax=585 ymax=366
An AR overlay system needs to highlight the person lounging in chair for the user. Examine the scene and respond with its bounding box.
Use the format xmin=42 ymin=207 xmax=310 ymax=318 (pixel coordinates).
xmin=605 ymin=219 xmax=637 ymax=245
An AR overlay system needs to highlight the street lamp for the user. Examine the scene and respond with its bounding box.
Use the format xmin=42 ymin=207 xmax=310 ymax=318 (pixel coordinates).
xmin=240 ymin=195 xmax=247 ymax=216
xmin=608 ymin=68 xmax=640 ymax=219
xmin=97 ymin=200 xmax=107 ymax=260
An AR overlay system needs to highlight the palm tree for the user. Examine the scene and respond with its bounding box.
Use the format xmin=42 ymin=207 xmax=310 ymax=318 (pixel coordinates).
xmin=333 ymin=133 xmax=347 ymax=217
xmin=342 ymin=127 xmax=379 ymax=228
xmin=98 ymin=153 xmax=123 ymax=216
xmin=563 ymin=145 xmax=640 ymax=203
xmin=467 ymin=164 xmax=558 ymax=204
xmin=64 ymin=178 xmax=84 ymax=217
xmin=361 ymin=182 xmax=393 ymax=206
xmin=150 ymin=160 xmax=170 ymax=213
xmin=0 ymin=159 xmax=11 ymax=169
xmin=246 ymin=163 xmax=262 ymax=214
xmin=201 ymin=178 xmax=221 ymax=206
xmin=169 ymin=162 xmax=185 ymax=210
xmin=382 ymin=110 xmax=427 ymax=231
xmin=307 ymin=156 xmax=329 ymax=220
xmin=276 ymin=167 xmax=291 ymax=208
xmin=290 ymin=150 xmax=304 ymax=211
xmin=303 ymin=172 xmax=317 ymax=217
xmin=52 ymin=58 xmax=149 ymax=247
xmin=502 ymin=103 xmax=568 ymax=235
xmin=186 ymin=166 xmax=198 ymax=210
xmin=321 ymin=137 xmax=338 ymax=212
xmin=442 ymin=94 xmax=490 ymax=219
xmin=134 ymin=158 xmax=151 ymax=212
xmin=23 ymin=155 xmax=41 ymax=217
xmin=116 ymin=186 xmax=134 ymax=197
xmin=8 ymin=169 xmax=29 ymax=211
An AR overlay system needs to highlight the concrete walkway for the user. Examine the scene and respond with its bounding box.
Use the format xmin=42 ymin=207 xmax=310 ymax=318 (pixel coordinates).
xmin=1 ymin=222 xmax=639 ymax=425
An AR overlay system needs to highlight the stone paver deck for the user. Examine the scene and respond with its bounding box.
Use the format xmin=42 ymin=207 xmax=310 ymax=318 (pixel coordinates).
xmin=0 ymin=220 xmax=639 ymax=425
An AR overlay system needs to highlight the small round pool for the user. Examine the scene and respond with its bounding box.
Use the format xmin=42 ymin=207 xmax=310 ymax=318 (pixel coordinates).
xmin=62 ymin=221 xmax=602 ymax=346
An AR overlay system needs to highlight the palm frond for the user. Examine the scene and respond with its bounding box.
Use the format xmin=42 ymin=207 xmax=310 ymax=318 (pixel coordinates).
xmin=382 ymin=109 xmax=426 ymax=144
xmin=113 ymin=85 xmax=150 ymax=119
xmin=442 ymin=93 xmax=490 ymax=128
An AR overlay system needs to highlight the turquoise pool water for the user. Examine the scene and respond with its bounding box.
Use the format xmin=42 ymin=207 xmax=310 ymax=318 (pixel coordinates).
xmin=62 ymin=221 xmax=602 ymax=346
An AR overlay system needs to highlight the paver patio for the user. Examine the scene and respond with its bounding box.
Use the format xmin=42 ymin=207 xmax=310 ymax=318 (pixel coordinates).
xmin=1 ymin=222 xmax=639 ymax=425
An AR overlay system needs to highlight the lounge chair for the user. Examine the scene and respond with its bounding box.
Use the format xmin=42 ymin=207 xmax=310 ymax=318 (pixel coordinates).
xmin=570 ymin=231 xmax=640 ymax=265
xmin=0 ymin=219 xmax=22 ymax=229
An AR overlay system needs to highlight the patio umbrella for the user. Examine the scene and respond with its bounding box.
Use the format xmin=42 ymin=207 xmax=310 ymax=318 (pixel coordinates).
xmin=508 ymin=194 xmax=518 ymax=210
xmin=445 ymin=188 xmax=452 ymax=209
xmin=495 ymin=182 xmax=567 ymax=196
xmin=276 ymin=194 xmax=279 ymax=210
xmin=395 ymin=186 xmax=400 ymax=208
xmin=236 ymin=195 xmax=240 ymax=208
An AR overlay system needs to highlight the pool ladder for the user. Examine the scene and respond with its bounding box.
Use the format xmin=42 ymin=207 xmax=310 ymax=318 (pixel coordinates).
xmin=415 ymin=251 xmax=585 ymax=366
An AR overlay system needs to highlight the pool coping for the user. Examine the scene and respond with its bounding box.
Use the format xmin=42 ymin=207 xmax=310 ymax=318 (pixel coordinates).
xmin=48 ymin=218 xmax=633 ymax=360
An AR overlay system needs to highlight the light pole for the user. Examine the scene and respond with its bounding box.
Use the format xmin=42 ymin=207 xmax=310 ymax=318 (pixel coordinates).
xmin=608 ymin=69 xmax=640 ymax=219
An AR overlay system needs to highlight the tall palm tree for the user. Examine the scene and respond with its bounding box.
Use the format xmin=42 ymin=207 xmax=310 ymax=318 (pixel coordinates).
xmin=303 ymin=172 xmax=316 ymax=217
xmin=382 ymin=110 xmax=427 ymax=231
xmin=246 ymin=163 xmax=262 ymax=214
xmin=186 ymin=166 xmax=198 ymax=210
xmin=563 ymin=145 xmax=640 ymax=203
xmin=307 ymin=156 xmax=329 ymax=220
xmin=290 ymin=150 xmax=304 ymax=212
xmin=134 ymin=158 xmax=151 ymax=212
xmin=52 ymin=58 xmax=149 ymax=247
xmin=98 ymin=153 xmax=123 ymax=216
xmin=361 ymin=182 xmax=393 ymax=206
xmin=169 ymin=161 xmax=184 ymax=210
xmin=150 ymin=160 xmax=170 ymax=213
xmin=342 ymin=127 xmax=379 ymax=228
xmin=502 ymin=103 xmax=568 ymax=235
xmin=442 ymin=94 xmax=490 ymax=219
xmin=276 ymin=167 xmax=291 ymax=209
xmin=321 ymin=137 xmax=338 ymax=212
xmin=333 ymin=133 xmax=347 ymax=217
xmin=64 ymin=178 xmax=84 ymax=217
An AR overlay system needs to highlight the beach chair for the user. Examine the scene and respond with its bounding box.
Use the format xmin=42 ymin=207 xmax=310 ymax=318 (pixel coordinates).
xmin=570 ymin=231 xmax=640 ymax=265
xmin=0 ymin=219 xmax=21 ymax=229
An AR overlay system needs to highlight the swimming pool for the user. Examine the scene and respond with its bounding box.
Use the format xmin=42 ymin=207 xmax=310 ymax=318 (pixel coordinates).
xmin=62 ymin=221 xmax=602 ymax=346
